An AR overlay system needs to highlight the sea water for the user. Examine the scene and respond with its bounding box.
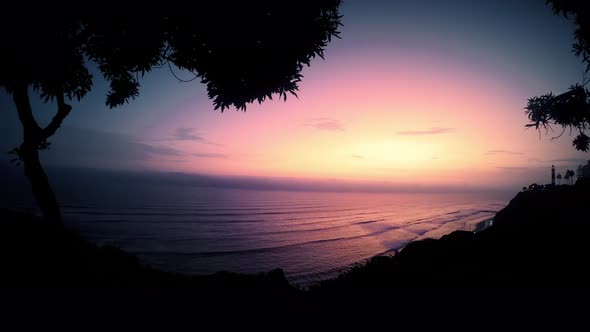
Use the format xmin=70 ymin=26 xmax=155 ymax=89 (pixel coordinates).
xmin=59 ymin=185 xmax=509 ymax=285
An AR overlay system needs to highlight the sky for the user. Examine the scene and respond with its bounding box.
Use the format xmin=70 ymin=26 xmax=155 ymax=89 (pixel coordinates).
xmin=1 ymin=0 xmax=589 ymax=192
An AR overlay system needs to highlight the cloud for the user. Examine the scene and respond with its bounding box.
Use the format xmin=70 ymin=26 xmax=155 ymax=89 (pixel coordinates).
xmin=40 ymin=126 xmax=188 ymax=168
xmin=171 ymin=127 xmax=207 ymax=141
xmin=486 ymin=150 xmax=524 ymax=155
xmin=142 ymin=144 xmax=184 ymax=156
xmin=352 ymin=155 xmax=365 ymax=159
xmin=549 ymin=158 xmax=587 ymax=163
xmin=396 ymin=127 xmax=456 ymax=136
xmin=528 ymin=158 xmax=587 ymax=164
xmin=165 ymin=127 xmax=222 ymax=146
xmin=192 ymin=153 xmax=228 ymax=159
xmin=39 ymin=126 xmax=229 ymax=169
xmin=495 ymin=166 xmax=527 ymax=171
xmin=304 ymin=118 xmax=345 ymax=131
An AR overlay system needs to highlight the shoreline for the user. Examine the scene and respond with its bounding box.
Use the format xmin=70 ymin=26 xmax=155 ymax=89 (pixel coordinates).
xmin=0 ymin=206 xmax=500 ymax=288
xmin=295 ymin=214 xmax=498 ymax=288
xmin=3 ymin=182 xmax=589 ymax=327
xmin=474 ymin=217 xmax=494 ymax=232
xmin=3 ymin=180 xmax=590 ymax=292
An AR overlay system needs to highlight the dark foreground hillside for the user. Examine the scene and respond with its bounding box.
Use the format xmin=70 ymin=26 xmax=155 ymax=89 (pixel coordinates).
xmin=305 ymin=180 xmax=590 ymax=322
xmin=2 ymin=181 xmax=590 ymax=326
xmin=316 ymin=179 xmax=590 ymax=291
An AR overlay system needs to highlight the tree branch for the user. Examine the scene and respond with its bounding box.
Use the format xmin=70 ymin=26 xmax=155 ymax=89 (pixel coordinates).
xmin=12 ymin=82 xmax=41 ymax=136
xmin=168 ymin=62 xmax=198 ymax=83
xmin=550 ymin=126 xmax=567 ymax=140
xmin=43 ymin=92 xmax=72 ymax=139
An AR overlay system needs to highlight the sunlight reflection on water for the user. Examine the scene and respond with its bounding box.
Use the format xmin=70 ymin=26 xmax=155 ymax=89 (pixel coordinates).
xmin=62 ymin=187 xmax=509 ymax=285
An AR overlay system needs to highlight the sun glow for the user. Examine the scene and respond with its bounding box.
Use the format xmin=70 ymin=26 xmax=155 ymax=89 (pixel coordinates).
xmin=70 ymin=1 xmax=588 ymax=191
xmin=142 ymin=53 xmax=543 ymax=188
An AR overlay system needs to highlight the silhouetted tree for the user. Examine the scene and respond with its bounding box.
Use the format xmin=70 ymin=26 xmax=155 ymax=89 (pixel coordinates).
xmin=566 ymin=169 xmax=576 ymax=184
xmin=525 ymin=0 xmax=590 ymax=151
xmin=1 ymin=3 xmax=342 ymax=224
xmin=557 ymin=173 xmax=562 ymax=185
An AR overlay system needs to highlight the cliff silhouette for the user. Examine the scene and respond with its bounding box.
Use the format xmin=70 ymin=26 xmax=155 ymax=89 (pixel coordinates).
xmin=315 ymin=179 xmax=590 ymax=291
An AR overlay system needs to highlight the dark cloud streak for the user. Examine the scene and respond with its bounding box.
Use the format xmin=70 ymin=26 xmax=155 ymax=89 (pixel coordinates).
xmin=192 ymin=153 xmax=228 ymax=159
xmin=303 ymin=118 xmax=345 ymax=131
xmin=528 ymin=158 xmax=587 ymax=164
xmin=37 ymin=126 xmax=228 ymax=167
xmin=495 ymin=166 xmax=527 ymax=171
xmin=171 ymin=127 xmax=206 ymax=141
xmin=142 ymin=144 xmax=184 ymax=156
xmin=486 ymin=150 xmax=524 ymax=155
xmin=165 ymin=127 xmax=222 ymax=146
xmin=397 ymin=127 xmax=456 ymax=135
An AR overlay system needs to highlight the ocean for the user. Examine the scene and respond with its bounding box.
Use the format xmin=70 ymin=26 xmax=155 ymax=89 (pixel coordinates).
xmin=57 ymin=184 xmax=510 ymax=286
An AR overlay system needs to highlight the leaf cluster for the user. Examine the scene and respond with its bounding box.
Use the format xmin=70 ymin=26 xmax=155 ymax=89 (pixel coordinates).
xmin=525 ymin=84 xmax=590 ymax=151
xmin=0 ymin=2 xmax=342 ymax=111
xmin=525 ymin=1 xmax=590 ymax=151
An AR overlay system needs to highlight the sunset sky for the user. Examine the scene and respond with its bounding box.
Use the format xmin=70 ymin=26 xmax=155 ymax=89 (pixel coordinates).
xmin=1 ymin=0 xmax=589 ymax=191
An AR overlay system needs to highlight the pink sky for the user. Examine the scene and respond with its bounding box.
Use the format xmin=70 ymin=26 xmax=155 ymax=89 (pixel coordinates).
xmin=139 ymin=49 xmax=588 ymax=190
xmin=3 ymin=1 xmax=587 ymax=192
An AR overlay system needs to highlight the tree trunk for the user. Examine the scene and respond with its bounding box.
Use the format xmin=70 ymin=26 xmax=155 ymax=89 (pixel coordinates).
xmin=20 ymin=144 xmax=62 ymax=225
xmin=12 ymin=83 xmax=63 ymax=226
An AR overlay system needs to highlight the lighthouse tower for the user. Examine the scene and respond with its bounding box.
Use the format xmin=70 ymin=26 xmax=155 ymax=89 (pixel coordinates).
xmin=551 ymin=165 xmax=556 ymax=185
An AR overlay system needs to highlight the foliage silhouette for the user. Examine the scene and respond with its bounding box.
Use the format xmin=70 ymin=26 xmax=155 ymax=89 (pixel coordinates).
xmin=525 ymin=0 xmax=590 ymax=151
xmin=0 ymin=3 xmax=342 ymax=224
xmin=566 ymin=169 xmax=576 ymax=184
xmin=577 ymin=164 xmax=584 ymax=179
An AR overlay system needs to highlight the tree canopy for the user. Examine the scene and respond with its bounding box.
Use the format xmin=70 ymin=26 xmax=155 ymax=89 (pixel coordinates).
xmin=1 ymin=2 xmax=342 ymax=111
xmin=524 ymin=0 xmax=590 ymax=151
xmin=0 ymin=3 xmax=343 ymax=224
xmin=525 ymin=84 xmax=590 ymax=151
